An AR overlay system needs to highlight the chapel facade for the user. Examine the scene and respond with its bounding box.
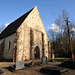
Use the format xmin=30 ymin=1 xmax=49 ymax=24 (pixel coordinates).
xmin=0 ymin=6 xmax=51 ymax=61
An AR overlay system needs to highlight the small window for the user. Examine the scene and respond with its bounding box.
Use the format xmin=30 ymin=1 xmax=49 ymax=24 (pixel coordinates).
xmin=0 ymin=44 xmax=1 ymax=50
xmin=9 ymin=41 xmax=11 ymax=49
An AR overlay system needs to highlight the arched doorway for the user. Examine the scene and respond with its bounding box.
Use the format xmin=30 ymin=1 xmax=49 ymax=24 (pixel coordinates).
xmin=34 ymin=46 xmax=40 ymax=59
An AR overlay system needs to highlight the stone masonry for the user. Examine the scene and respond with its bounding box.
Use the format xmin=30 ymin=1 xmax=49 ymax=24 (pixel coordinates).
xmin=0 ymin=6 xmax=51 ymax=61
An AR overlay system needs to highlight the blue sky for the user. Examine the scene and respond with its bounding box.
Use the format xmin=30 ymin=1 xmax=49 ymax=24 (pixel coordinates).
xmin=0 ymin=0 xmax=75 ymax=32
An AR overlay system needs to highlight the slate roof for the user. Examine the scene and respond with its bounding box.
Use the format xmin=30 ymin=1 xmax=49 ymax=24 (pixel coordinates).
xmin=0 ymin=8 xmax=33 ymax=40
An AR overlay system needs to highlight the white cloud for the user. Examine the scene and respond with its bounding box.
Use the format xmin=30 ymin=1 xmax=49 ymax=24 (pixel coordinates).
xmin=71 ymin=27 xmax=75 ymax=31
xmin=47 ymin=24 xmax=61 ymax=32
xmin=5 ymin=23 xmax=10 ymax=27
xmin=0 ymin=23 xmax=10 ymax=33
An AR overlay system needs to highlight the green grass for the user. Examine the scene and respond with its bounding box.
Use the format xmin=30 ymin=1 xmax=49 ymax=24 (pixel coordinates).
xmin=24 ymin=59 xmax=29 ymax=61
xmin=55 ymin=59 xmax=67 ymax=62
xmin=34 ymin=62 xmax=41 ymax=65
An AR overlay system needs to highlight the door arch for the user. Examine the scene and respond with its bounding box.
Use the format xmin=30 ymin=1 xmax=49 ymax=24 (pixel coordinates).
xmin=34 ymin=46 xmax=40 ymax=59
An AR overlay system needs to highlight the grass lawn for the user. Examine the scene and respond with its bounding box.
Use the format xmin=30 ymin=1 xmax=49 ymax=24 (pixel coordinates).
xmin=55 ymin=58 xmax=68 ymax=62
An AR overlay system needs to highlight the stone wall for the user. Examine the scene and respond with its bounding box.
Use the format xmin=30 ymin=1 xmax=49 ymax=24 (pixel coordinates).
xmin=24 ymin=6 xmax=50 ymax=59
xmin=16 ymin=23 xmax=30 ymax=61
xmin=0 ymin=6 xmax=51 ymax=61
xmin=0 ymin=33 xmax=16 ymax=61
xmin=32 ymin=29 xmax=42 ymax=59
xmin=16 ymin=6 xmax=51 ymax=60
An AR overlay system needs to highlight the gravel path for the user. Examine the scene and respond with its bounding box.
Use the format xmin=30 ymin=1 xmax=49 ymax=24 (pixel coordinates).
xmin=0 ymin=62 xmax=75 ymax=75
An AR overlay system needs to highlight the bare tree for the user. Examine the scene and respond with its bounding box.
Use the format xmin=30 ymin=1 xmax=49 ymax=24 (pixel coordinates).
xmin=48 ymin=9 xmax=75 ymax=58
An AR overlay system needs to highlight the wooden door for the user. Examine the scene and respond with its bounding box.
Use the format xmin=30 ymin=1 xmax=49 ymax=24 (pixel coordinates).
xmin=35 ymin=46 xmax=40 ymax=59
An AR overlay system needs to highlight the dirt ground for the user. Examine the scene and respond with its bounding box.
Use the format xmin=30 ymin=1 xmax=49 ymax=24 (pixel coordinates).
xmin=0 ymin=61 xmax=75 ymax=75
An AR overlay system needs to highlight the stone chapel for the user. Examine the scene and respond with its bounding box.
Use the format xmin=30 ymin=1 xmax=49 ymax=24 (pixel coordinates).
xmin=0 ymin=6 xmax=51 ymax=61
